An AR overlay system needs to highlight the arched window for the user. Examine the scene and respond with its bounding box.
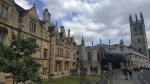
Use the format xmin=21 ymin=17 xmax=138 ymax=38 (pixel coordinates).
xmin=0 ymin=32 xmax=5 ymax=43
xmin=56 ymin=47 xmax=59 ymax=56
xmin=97 ymin=48 xmax=106 ymax=61
xmin=87 ymin=51 xmax=91 ymax=61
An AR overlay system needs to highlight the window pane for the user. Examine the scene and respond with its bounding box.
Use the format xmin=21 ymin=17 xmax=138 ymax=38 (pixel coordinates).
xmin=3 ymin=7 xmax=8 ymax=18
xmin=0 ymin=5 xmax=4 ymax=16
xmin=0 ymin=32 xmax=5 ymax=43
xmin=34 ymin=23 xmax=36 ymax=32
xmin=43 ymin=49 xmax=47 ymax=58
xmin=30 ymin=21 xmax=32 ymax=31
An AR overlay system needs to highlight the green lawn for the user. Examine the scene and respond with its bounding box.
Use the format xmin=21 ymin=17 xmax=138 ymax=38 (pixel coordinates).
xmin=42 ymin=75 xmax=100 ymax=84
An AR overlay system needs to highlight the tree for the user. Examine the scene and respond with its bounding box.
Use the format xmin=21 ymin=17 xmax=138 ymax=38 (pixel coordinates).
xmin=76 ymin=56 xmax=88 ymax=82
xmin=76 ymin=56 xmax=87 ymax=75
xmin=101 ymin=53 xmax=127 ymax=69
xmin=0 ymin=29 xmax=42 ymax=84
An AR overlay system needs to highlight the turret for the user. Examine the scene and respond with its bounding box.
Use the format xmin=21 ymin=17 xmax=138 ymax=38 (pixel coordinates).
xmin=60 ymin=26 xmax=65 ymax=32
xmin=140 ymin=12 xmax=144 ymax=23
xmin=68 ymin=29 xmax=70 ymax=38
xmin=43 ymin=8 xmax=51 ymax=23
xmin=100 ymin=38 xmax=102 ymax=44
xmin=135 ymin=14 xmax=138 ymax=23
xmin=81 ymin=36 xmax=85 ymax=46
xmin=129 ymin=14 xmax=133 ymax=25
xmin=68 ymin=29 xmax=70 ymax=42
xmin=81 ymin=36 xmax=85 ymax=58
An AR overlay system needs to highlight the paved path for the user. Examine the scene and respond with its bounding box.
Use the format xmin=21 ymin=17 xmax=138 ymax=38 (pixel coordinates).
xmin=114 ymin=72 xmax=140 ymax=84
xmin=114 ymin=75 xmax=134 ymax=84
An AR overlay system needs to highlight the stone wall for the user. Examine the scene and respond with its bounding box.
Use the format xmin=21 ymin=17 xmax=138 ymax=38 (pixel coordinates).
xmin=97 ymin=70 xmax=122 ymax=84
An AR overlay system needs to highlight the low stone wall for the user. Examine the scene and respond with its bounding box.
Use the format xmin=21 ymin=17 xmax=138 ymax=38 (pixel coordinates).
xmin=97 ymin=69 xmax=122 ymax=84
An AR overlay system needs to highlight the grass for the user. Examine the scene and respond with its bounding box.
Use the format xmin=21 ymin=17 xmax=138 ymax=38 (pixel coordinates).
xmin=42 ymin=75 xmax=100 ymax=84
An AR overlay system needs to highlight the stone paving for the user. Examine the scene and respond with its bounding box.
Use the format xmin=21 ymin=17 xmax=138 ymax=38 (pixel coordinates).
xmin=113 ymin=75 xmax=134 ymax=84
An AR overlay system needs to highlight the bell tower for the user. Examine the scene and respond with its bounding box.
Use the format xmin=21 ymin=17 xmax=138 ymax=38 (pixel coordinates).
xmin=129 ymin=12 xmax=149 ymax=59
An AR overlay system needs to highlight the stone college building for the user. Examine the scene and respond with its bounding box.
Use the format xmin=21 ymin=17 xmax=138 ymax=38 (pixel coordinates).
xmin=77 ymin=13 xmax=149 ymax=75
xmin=0 ymin=0 xmax=77 ymax=83
xmin=0 ymin=0 xmax=150 ymax=84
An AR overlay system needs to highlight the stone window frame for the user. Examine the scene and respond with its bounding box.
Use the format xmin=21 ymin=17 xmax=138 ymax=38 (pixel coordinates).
xmin=66 ymin=50 xmax=70 ymax=58
xmin=87 ymin=51 xmax=91 ymax=61
xmin=43 ymin=48 xmax=48 ymax=58
xmin=56 ymin=46 xmax=63 ymax=57
xmin=43 ymin=68 xmax=47 ymax=75
xmin=97 ymin=48 xmax=106 ymax=61
xmin=56 ymin=46 xmax=59 ymax=56
xmin=0 ymin=3 xmax=8 ymax=18
xmin=0 ymin=27 xmax=8 ymax=44
xmin=73 ymin=54 xmax=76 ymax=60
xmin=29 ymin=18 xmax=37 ymax=33
xmin=59 ymin=48 xmax=63 ymax=57
xmin=0 ymin=31 xmax=6 ymax=44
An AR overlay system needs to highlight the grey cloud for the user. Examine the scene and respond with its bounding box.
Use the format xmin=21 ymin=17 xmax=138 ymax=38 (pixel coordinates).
xmin=15 ymin=0 xmax=150 ymax=47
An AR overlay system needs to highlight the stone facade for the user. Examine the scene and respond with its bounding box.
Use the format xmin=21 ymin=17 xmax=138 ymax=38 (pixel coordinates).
xmin=0 ymin=0 xmax=76 ymax=83
xmin=77 ymin=13 xmax=149 ymax=75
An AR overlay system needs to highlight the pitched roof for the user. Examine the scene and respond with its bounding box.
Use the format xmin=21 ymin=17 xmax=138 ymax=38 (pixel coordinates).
xmin=39 ymin=20 xmax=43 ymax=28
xmin=15 ymin=3 xmax=28 ymax=16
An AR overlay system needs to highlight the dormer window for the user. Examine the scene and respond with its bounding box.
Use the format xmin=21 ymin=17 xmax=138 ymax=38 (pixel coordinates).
xmin=29 ymin=21 xmax=36 ymax=33
xmin=0 ymin=5 xmax=8 ymax=18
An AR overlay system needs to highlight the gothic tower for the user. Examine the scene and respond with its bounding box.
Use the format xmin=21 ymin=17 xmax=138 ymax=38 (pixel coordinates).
xmin=43 ymin=8 xmax=51 ymax=31
xmin=81 ymin=36 xmax=85 ymax=58
xmin=129 ymin=12 xmax=149 ymax=58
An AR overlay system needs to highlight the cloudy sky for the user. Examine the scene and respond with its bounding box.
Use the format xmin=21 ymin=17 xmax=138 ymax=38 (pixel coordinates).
xmin=14 ymin=0 xmax=150 ymax=47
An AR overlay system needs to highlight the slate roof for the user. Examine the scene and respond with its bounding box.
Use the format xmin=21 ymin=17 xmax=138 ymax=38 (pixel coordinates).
xmin=15 ymin=3 xmax=28 ymax=16
xmin=39 ymin=20 xmax=43 ymax=28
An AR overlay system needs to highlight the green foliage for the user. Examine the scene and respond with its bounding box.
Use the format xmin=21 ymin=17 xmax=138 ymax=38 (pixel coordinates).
xmin=76 ymin=57 xmax=87 ymax=71
xmin=101 ymin=53 xmax=127 ymax=69
xmin=0 ymin=31 xmax=42 ymax=83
